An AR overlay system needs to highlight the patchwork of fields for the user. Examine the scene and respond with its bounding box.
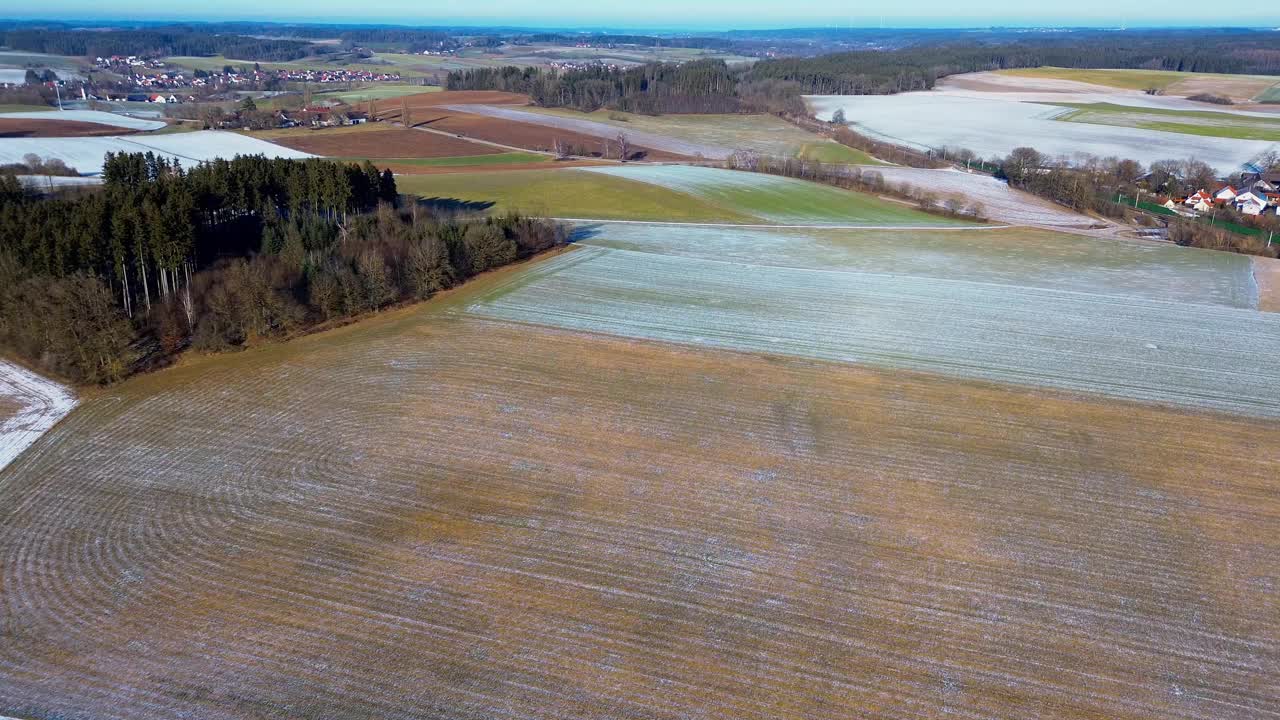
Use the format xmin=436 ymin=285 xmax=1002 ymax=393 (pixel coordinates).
xmin=4 ymin=78 xmax=1280 ymax=720
xmin=808 ymin=93 xmax=1275 ymax=171
xmin=2 ymin=227 xmax=1277 ymax=718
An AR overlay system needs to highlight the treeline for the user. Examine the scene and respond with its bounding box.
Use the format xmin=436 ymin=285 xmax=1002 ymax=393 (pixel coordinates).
xmin=2 ymin=29 xmax=318 ymax=61
xmin=746 ymin=35 xmax=1278 ymax=95
xmin=448 ymin=60 xmax=749 ymax=113
xmin=337 ymin=29 xmax=455 ymax=52
xmin=519 ymin=34 xmax=737 ymax=50
xmin=2 ymin=153 xmax=565 ymax=384
xmin=453 ymin=32 xmax=1280 ymax=114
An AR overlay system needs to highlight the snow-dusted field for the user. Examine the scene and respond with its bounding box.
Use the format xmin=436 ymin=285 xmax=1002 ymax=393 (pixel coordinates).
xmin=0 ymin=131 xmax=314 ymax=174
xmin=0 ymin=360 xmax=76 ymax=473
xmin=470 ymin=237 xmax=1280 ymax=417
xmin=16 ymin=174 xmax=104 ymax=189
xmin=808 ymin=93 xmax=1275 ymax=171
xmin=0 ymin=110 xmax=166 ymax=131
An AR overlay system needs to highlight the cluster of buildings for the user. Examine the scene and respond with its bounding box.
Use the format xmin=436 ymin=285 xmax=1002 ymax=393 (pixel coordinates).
xmin=1160 ymin=172 xmax=1280 ymax=217
xmin=96 ymin=56 xmax=401 ymax=91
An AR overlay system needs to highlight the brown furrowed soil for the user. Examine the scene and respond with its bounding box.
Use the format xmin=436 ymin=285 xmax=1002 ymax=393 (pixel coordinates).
xmin=0 ymin=118 xmax=139 ymax=138
xmin=1 ymin=304 xmax=1276 ymax=720
xmin=368 ymin=91 xmax=689 ymax=159
xmin=414 ymin=110 xmax=689 ymax=159
xmin=379 ymin=159 xmax=607 ymax=175
xmin=270 ymin=123 xmax=501 ymax=158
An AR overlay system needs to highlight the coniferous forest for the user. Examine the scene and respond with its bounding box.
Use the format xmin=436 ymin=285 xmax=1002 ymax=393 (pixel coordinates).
xmin=0 ymin=154 xmax=566 ymax=384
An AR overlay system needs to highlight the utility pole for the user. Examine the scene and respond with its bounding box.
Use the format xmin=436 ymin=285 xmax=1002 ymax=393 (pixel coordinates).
xmin=55 ymin=83 xmax=63 ymax=110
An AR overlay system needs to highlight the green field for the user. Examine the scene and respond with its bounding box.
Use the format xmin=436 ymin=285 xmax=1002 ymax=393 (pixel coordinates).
xmin=398 ymin=165 xmax=969 ymax=226
xmin=352 ymin=152 xmax=549 ymax=167
xmin=797 ymin=141 xmax=884 ymax=165
xmin=580 ymin=165 xmax=970 ymax=226
xmin=1051 ymin=102 xmax=1280 ymax=141
xmin=999 ymin=67 xmax=1194 ymax=91
xmin=396 ymin=168 xmax=761 ymax=222
xmin=0 ymin=103 xmax=54 ymax=113
xmin=313 ymin=84 xmax=439 ymax=103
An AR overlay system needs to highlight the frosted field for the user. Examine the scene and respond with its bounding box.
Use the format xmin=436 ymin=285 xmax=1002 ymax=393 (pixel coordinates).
xmin=0 ymin=131 xmax=314 ymax=174
xmin=575 ymin=222 xmax=1259 ymax=308
xmin=0 ymin=359 xmax=76 ymax=472
xmin=3 ymin=223 xmax=1278 ymax=719
xmin=808 ymin=93 xmax=1275 ymax=171
xmin=578 ymin=165 xmax=971 ymax=226
xmin=0 ymin=110 xmax=166 ymax=131
xmin=471 ymin=238 xmax=1280 ymax=417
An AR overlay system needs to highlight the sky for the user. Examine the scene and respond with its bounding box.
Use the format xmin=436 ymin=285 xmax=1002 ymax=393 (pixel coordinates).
xmin=9 ymin=0 xmax=1277 ymax=29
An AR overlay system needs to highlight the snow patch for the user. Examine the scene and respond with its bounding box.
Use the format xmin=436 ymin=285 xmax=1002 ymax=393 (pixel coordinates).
xmin=0 ymin=360 xmax=77 ymax=473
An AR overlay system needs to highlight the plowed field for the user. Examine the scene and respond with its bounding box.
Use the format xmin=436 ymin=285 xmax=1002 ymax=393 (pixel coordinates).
xmin=1 ymin=301 xmax=1276 ymax=720
xmin=266 ymin=123 xmax=502 ymax=158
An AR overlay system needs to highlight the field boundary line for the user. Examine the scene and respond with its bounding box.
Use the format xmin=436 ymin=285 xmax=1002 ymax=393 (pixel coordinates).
xmin=554 ymin=217 xmax=1010 ymax=231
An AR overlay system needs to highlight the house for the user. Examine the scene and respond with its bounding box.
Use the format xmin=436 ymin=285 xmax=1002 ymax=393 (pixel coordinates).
xmin=1191 ymin=198 xmax=1214 ymax=213
xmin=1214 ymin=185 xmax=1237 ymax=202
xmin=1235 ymin=190 xmax=1268 ymax=215
xmin=1157 ymin=197 xmax=1178 ymax=210
xmin=1183 ymin=190 xmax=1213 ymax=207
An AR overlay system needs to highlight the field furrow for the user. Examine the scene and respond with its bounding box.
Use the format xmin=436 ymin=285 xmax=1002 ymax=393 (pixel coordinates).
xmin=0 ymin=313 xmax=1276 ymax=720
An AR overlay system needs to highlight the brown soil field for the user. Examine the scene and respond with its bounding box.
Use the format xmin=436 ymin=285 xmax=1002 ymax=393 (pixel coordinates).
xmin=1254 ymin=256 xmax=1280 ymax=312
xmin=0 ymin=118 xmax=138 ymax=138
xmin=270 ymin=123 xmax=501 ymax=158
xmin=1 ymin=294 xmax=1276 ymax=719
xmin=1168 ymin=74 xmax=1280 ymax=102
xmin=374 ymin=89 xmax=531 ymax=115
xmin=368 ymin=91 xmax=689 ymax=160
xmin=414 ymin=110 xmax=689 ymax=160
xmin=379 ymin=159 xmax=608 ymax=175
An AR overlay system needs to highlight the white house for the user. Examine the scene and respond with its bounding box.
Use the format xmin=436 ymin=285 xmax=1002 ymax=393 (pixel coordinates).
xmin=1214 ymin=185 xmax=1237 ymax=202
xmin=1184 ymin=189 xmax=1213 ymax=207
xmin=1235 ymin=191 xmax=1268 ymax=215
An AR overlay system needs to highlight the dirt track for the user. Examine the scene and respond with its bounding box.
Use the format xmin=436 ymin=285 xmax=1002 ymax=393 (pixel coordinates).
xmin=1255 ymin=256 xmax=1280 ymax=312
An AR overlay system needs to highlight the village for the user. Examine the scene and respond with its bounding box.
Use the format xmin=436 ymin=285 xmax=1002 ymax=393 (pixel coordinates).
xmin=1161 ymin=170 xmax=1280 ymax=217
xmin=93 ymin=55 xmax=402 ymax=97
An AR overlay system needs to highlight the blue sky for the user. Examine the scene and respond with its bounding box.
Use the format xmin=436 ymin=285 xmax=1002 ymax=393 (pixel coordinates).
xmin=10 ymin=1 xmax=1276 ymax=29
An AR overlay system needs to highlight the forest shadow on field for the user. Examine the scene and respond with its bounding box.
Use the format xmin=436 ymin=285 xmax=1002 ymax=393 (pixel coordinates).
xmin=566 ymin=223 xmax=604 ymax=243
xmin=415 ymin=197 xmax=496 ymax=215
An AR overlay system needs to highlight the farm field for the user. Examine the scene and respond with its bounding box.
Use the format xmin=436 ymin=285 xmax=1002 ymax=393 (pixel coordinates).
xmin=808 ymin=93 xmax=1276 ymax=172
xmin=0 ymin=359 xmax=76 ymax=472
xmin=521 ymin=106 xmax=841 ymax=159
xmin=579 ymin=165 xmax=971 ymax=226
xmin=445 ymin=104 xmax=732 ymax=159
xmin=1050 ymin=102 xmax=1280 ymax=141
xmin=255 ymin=122 xmax=502 ymax=158
xmin=0 ymin=130 xmax=313 ymax=174
xmin=313 ymin=83 xmax=441 ymax=103
xmin=2 ymin=244 xmax=1278 ymax=719
xmin=472 ymin=234 xmax=1280 ymax=416
xmin=397 ymin=168 xmax=761 ymax=222
xmin=354 ymin=152 xmax=549 ymax=167
xmin=398 ymin=166 xmax=964 ymax=225
xmin=575 ymin=222 xmax=1259 ymax=308
xmin=797 ymin=141 xmax=882 ymax=164
xmin=994 ymin=66 xmax=1280 ymax=100
xmin=0 ymin=110 xmax=165 ymax=131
